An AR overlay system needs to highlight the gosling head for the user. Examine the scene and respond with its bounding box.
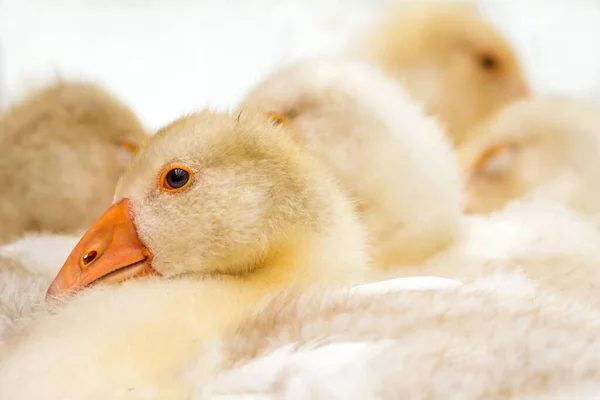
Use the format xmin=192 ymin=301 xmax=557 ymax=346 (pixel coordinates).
xmin=362 ymin=1 xmax=530 ymax=144
xmin=47 ymin=111 xmax=358 ymax=297
xmin=0 ymin=81 xmax=147 ymax=240
xmin=239 ymin=59 xmax=463 ymax=267
xmin=459 ymin=96 xmax=600 ymax=214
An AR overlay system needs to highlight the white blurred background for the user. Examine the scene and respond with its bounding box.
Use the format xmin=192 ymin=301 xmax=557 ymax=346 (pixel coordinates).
xmin=1 ymin=0 xmax=599 ymax=131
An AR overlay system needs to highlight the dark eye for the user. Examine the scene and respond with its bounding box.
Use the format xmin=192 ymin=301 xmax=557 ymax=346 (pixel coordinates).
xmin=480 ymin=54 xmax=498 ymax=71
xmin=166 ymin=168 xmax=189 ymax=189
xmin=160 ymin=165 xmax=193 ymax=192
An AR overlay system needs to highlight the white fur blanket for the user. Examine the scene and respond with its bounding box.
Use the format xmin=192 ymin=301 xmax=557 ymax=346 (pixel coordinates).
xmin=189 ymin=273 xmax=600 ymax=399
xmin=0 ymin=233 xmax=78 ymax=338
xmin=1 ymin=235 xmax=600 ymax=399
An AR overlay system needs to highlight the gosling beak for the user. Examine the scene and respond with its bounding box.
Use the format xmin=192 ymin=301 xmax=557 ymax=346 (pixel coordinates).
xmin=46 ymin=199 xmax=157 ymax=298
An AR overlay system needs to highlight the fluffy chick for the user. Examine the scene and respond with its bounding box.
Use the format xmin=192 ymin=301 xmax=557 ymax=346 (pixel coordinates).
xmin=359 ymin=0 xmax=529 ymax=144
xmin=239 ymin=59 xmax=462 ymax=268
xmin=0 ymin=81 xmax=147 ymax=242
xmin=459 ymin=95 xmax=600 ymax=221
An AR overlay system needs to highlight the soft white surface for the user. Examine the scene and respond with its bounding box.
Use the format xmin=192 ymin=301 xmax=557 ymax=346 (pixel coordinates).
xmin=0 ymin=233 xmax=80 ymax=276
xmin=351 ymin=276 xmax=462 ymax=295
xmin=1 ymin=0 xmax=600 ymax=130
xmin=196 ymin=340 xmax=394 ymax=400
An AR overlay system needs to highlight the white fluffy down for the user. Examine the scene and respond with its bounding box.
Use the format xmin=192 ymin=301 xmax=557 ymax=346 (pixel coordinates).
xmin=3 ymin=270 xmax=600 ymax=399
xmin=0 ymin=233 xmax=79 ymax=339
xmin=0 ymin=233 xmax=80 ymax=276
xmin=296 ymin=59 xmax=463 ymax=265
xmin=240 ymin=58 xmax=463 ymax=266
xmin=403 ymin=199 xmax=600 ymax=304
xmin=189 ymin=273 xmax=600 ymax=399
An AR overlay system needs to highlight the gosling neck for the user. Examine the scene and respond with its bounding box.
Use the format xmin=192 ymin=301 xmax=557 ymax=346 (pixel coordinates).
xmin=244 ymin=193 xmax=371 ymax=291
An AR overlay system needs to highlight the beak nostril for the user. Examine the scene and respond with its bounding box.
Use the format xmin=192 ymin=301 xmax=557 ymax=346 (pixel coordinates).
xmin=82 ymin=250 xmax=98 ymax=267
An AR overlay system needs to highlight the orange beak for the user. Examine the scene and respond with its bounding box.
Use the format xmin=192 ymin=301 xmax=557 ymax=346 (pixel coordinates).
xmin=46 ymin=199 xmax=157 ymax=298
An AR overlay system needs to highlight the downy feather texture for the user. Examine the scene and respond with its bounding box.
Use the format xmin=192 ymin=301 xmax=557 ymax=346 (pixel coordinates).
xmin=183 ymin=272 xmax=600 ymax=399
xmin=357 ymin=0 xmax=529 ymax=145
xmin=0 ymin=81 xmax=147 ymax=243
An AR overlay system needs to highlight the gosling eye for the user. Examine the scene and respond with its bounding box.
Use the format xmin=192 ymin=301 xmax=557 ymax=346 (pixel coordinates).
xmin=473 ymin=144 xmax=514 ymax=177
xmin=160 ymin=165 xmax=193 ymax=193
xmin=479 ymin=54 xmax=499 ymax=71
xmin=481 ymin=148 xmax=512 ymax=175
xmin=166 ymin=168 xmax=190 ymax=189
xmin=267 ymin=112 xmax=289 ymax=127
